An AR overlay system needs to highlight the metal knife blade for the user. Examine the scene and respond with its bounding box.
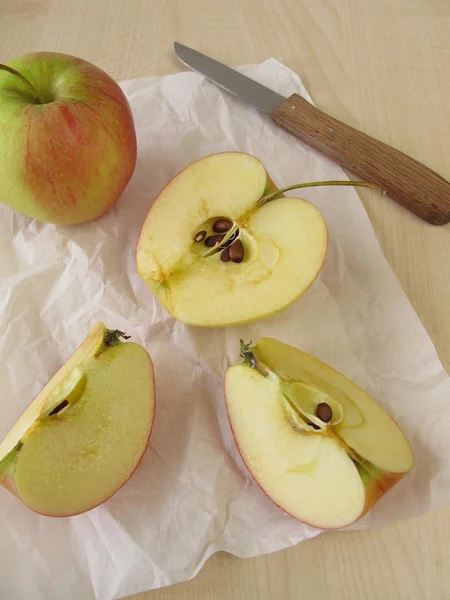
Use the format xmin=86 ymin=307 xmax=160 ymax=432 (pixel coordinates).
xmin=173 ymin=41 xmax=450 ymax=225
xmin=174 ymin=42 xmax=285 ymax=114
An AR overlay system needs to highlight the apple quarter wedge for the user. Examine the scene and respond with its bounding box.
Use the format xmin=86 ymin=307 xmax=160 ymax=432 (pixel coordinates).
xmin=0 ymin=323 xmax=155 ymax=517
xmin=225 ymin=338 xmax=414 ymax=529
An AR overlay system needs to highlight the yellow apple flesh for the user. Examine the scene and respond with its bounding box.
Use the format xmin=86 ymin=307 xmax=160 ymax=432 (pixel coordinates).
xmin=136 ymin=152 xmax=328 ymax=326
xmin=225 ymin=338 xmax=413 ymax=529
xmin=0 ymin=323 xmax=155 ymax=517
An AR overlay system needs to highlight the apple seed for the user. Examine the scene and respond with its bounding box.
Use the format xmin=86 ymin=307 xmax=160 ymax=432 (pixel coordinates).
xmin=229 ymin=239 xmax=244 ymax=263
xmin=48 ymin=399 xmax=69 ymax=416
xmin=221 ymin=230 xmax=239 ymax=248
xmin=316 ymin=402 xmax=333 ymax=423
xmin=213 ymin=218 xmax=233 ymax=233
xmin=221 ymin=247 xmax=231 ymax=262
xmin=194 ymin=230 xmax=207 ymax=242
xmin=205 ymin=234 xmax=225 ymax=247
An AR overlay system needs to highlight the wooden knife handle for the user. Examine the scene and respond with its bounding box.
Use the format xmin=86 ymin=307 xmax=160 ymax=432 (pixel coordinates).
xmin=271 ymin=93 xmax=450 ymax=225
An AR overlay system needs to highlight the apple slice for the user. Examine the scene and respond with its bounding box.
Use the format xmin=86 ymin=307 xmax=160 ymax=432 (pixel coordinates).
xmin=136 ymin=152 xmax=328 ymax=326
xmin=136 ymin=152 xmax=386 ymax=327
xmin=0 ymin=323 xmax=155 ymax=517
xmin=225 ymin=338 xmax=413 ymax=529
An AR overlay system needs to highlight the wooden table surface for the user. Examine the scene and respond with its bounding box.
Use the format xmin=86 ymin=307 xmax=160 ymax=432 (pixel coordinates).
xmin=1 ymin=1 xmax=449 ymax=599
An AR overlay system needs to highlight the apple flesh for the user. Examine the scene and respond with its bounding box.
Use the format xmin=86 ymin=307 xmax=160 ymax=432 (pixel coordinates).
xmin=136 ymin=152 xmax=328 ymax=326
xmin=0 ymin=52 xmax=137 ymax=225
xmin=0 ymin=323 xmax=155 ymax=517
xmin=225 ymin=338 xmax=413 ymax=529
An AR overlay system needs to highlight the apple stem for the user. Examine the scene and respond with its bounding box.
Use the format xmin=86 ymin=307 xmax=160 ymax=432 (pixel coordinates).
xmin=103 ymin=329 xmax=131 ymax=347
xmin=240 ymin=340 xmax=268 ymax=377
xmin=257 ymin=180 xmax=389 ymax=208
xmin=0 ymin=64 xmax=43 ymax=103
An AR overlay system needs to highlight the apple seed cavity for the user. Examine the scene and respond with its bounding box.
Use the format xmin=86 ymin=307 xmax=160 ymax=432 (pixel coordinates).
xmin=229 ymin=239 xmax=244 ymax=263
xmin=194 ymin=230 xmax=207 ymax=243
xmin=213 ymin=218 xmax=233 ymax=233
xmin=221 ymin=230 xmax=238 ymax=248
xmin=48 ymin=399 xmax=69 ymax=416
xmin=205 ymin=234 xmax=225 ymax=247
xmin=316 ymin=402 xmax=333 ymax=423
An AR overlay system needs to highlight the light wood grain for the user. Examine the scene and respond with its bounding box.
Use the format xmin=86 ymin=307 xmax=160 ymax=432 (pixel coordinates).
xmin=272 ymin=92 xmax=450 ymax=224
xmin=1 ymin=1 xmax=449 ymax=599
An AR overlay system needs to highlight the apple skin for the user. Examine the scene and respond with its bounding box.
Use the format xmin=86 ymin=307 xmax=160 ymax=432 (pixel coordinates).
xmin=0 ymin=470 xmax=18 ymax=498
xmin=359 ymin=468 xmax=406 ymax=521
xmin=136 ymin=151 xmax=328 ymax=327
xmin=224 ymin=376 xmax=411 ymax=530
xmin=0 ymin=334 xmax=156 ymax=518
xmin=0 ymin=52 xmax=137 ymax=225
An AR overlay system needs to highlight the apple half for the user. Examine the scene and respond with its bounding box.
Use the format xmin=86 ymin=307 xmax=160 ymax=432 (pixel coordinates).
xmin=225 ymin=338 xmax=414 ymax=529
xmin=0 ymin=323 xmax=155 ymax=517
xmin=136 ymin=152 xmax=328 ymax=326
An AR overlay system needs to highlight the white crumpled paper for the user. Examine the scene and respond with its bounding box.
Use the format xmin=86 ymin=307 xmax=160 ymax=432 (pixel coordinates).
xmin=1 ymin=59 xmax=449 ymax=600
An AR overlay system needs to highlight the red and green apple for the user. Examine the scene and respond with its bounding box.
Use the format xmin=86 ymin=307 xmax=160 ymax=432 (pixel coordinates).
xmin=0 ymin=52 xmax=137 ymax=225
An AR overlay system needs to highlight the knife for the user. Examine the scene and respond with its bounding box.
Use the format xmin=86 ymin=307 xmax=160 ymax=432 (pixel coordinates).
xmin=174 ymin=42 xmax=450 ymax=226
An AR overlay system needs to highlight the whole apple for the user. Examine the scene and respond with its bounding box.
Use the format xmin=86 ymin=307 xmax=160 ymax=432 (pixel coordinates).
xmin=0 ymin=52 xmax=137 ymax=225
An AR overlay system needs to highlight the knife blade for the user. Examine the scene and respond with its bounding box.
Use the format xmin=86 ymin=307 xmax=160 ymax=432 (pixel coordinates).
xmin=174 ymin=42 xmax=450 ymax=225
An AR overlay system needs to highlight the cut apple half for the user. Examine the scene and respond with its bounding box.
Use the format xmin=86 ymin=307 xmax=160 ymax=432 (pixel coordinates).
xmin=225 ymin=338 xmax=413 ymax=529
xmin=136 ymin=152 xmax=329 ymax=326
xmin=0 ymin=323 xmax=155 ymax=517
xmin=136 ymin=152 xmax=386 ymax=327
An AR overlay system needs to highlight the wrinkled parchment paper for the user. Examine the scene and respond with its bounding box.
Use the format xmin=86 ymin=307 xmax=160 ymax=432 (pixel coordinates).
xmin=1 ymin=59 xmax=449 ymax=600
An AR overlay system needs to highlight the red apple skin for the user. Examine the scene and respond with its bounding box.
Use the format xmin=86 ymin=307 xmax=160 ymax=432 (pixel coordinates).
xmin=0 ymin=470 xmax=19 ymax=498
xmin=359 ymin=467 xmax=408 ymax=520
xmin=224 ymin=378 xmax=411 ymax=531
xmin=0 ymin=52 xmax=137 ymax=225
xmin=0 ymin=353 xmax=156 ymax=518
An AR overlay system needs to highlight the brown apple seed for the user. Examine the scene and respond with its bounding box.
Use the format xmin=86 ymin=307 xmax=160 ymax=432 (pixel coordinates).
xmin=194 ymin=230 xmax=207 ymax=242
xmin=220 ymin=247 xmax=230 ymax=262
xmin=316 ymin=402 xmax=333 ymax=423
xmin=213 ymin=218 xmax=233 ymax=233
xmin=205 ymin=234 xmax=225 ymax=247
xmin=48 ymin=399 xmax=69 ymax=416
xmin=229 ymin=239 xmax=244 ymax=263
xmin=221 ymin=230 xmax=238 ymax=248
